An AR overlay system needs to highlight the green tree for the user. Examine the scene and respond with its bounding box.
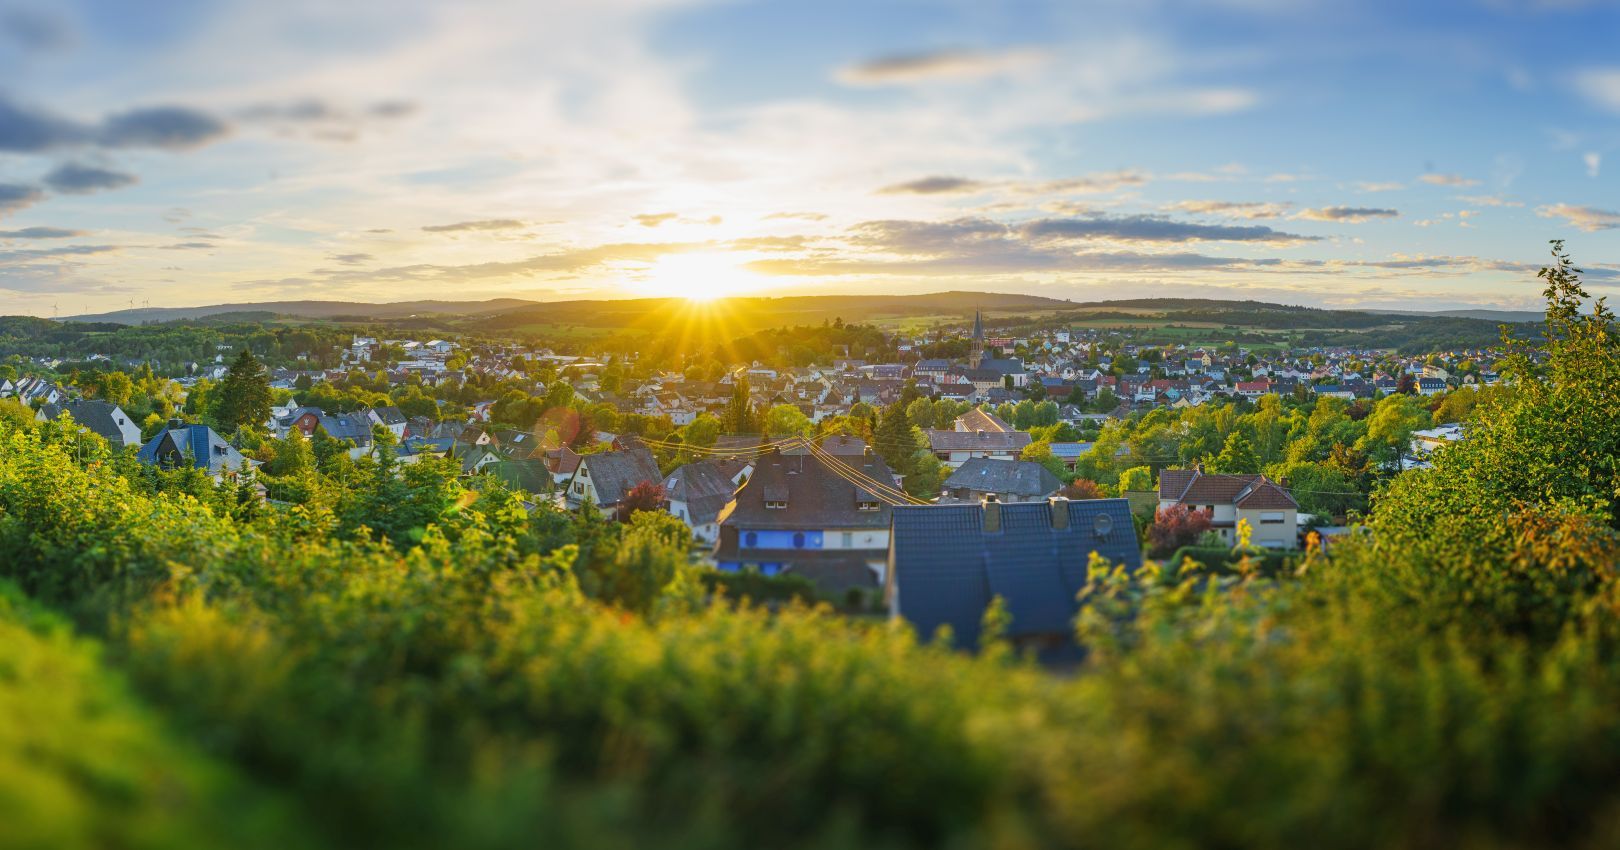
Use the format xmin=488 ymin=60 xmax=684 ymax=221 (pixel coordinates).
xmin=1209 ymin=430 xmax=1260 ymax=474
xmin=212 ymin=350 xmax=272 ymax=434
xmin=721 ymin=378 xmax=756 ymax=435
xmin=763 ymin=404 xmax=812 ymax=439
xmin=874 ymin=401 xmax=918 ymax=476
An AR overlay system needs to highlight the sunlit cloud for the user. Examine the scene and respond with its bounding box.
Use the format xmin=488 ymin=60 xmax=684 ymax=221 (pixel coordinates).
xmin=836 ymin=47 xmax=1049 ymax=86
xmin=1418 ymin=173 xmax=1480 ymax=187
xmin=1536 ymin=203 xmax=1620 ymax=231
xmin=1295 ymin=206 xmax=1399 ymax=223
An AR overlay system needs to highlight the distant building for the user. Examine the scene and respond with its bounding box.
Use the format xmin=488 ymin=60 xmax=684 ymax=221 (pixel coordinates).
xmin=887 ymin=497 xmax=1142 ymax=649
xmin=35 ymin=399 xmax=142 ymax=449
xmin=565 ymin=445 xmax=662 ymax=511
xmin=926 ymin=428 xmax=1032 ymax=468
xmin=664 ymin=457 xmax=751 ymax=544
xmin=713 ymin=448 xmax=895 ymax=593
xmin=136 ymin=420 xmax=249 ymax=479
xmin=1157 ymin=467 xmax=1298 ymax=548
xmin=942 ymin=458 xmax=1062 ymax=503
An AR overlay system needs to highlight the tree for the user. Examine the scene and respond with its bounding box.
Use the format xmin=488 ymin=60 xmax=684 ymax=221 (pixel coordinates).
xmin=874 ymin=401 xmax=918 ymax=476
xmin=265 ymin=431 xmax=314 ymax=476
xmin=721 ymin=378 xmax=757 ymax=435
xmin=1148 ymin=504 xmax=1213 ymax=558
xmin=1117 ymin=465 xmax=1155 ymax=493
xmin=1356 ymin=393 xmax=1430 ymax=472
xmin=1209 ymin=430 xmax=1260 ymax=475
xmin=763 ymin=404 xmax=812 ymax=439
xmin=1060 ymin=478 xmax=1105 ymax=500
xmin=617 ymin=481 xmax=666 ymax=522
xmin=212 ymin=349 xmax=272 ymax=434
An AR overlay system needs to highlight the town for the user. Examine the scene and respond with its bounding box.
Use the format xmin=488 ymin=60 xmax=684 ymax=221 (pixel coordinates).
xmin=2 ymin=296 xmax=1509 ymax=645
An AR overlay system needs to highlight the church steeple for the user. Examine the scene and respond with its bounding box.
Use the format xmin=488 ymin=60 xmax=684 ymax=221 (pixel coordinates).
xmin=970 ymin=309 xmax=985 ymax=363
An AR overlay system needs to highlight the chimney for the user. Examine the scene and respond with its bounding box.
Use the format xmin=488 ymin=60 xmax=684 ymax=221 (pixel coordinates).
xmin=981 ymin=493 xmax=1001 ymax=532
xmin=167 ymin=417 xmax=186 ymax=430
xmin=1048 ymin=495 xmax=1070 ymax=529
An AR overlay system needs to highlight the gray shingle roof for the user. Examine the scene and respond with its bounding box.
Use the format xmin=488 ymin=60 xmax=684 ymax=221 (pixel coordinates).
xmin=943 ymin=458 xmax=1062 ymax=499
xmin=888 ymin=498 xmax=1141 ymax=647
xmin=577 ymin=445 xmax=662 ymax=506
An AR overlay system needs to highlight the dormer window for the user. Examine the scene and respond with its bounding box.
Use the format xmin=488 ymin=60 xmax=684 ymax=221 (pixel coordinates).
xmin=856 ymin=499 xmax=880 ymax=511
xmin=765 ymin=499 xmax=788 ymax=510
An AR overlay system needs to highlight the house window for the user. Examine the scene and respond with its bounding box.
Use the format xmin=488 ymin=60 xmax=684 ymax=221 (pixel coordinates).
xmin=744 ymin=531 xmax=758 ymax=548
xmin=792 ymin=532 xmax=806 ymax=549
xmin=1260 ymin=511 xmax=1286 ymax=524
xmin=857 ymin=500 xmax=880 ymax=511
xmin=573 ymin=482 xmax=583 ymax=495
xmin=841 ymin=532 xmax=852 ymax=547
xmin=765 ymin=499 xmax=787 ymax=510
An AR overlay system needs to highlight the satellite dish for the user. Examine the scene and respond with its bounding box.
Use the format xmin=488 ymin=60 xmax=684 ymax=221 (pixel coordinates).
xmin=1093 ymin=513 xmax=1113 ymax=537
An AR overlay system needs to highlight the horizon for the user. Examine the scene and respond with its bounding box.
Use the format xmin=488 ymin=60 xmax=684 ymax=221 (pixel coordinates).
xmin=3 ymin=1 xmax=1619 ymax=317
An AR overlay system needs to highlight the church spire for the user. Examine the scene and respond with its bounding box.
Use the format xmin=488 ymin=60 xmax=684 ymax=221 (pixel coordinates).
xmin=970 ymin=309 xmax=985 ymax=363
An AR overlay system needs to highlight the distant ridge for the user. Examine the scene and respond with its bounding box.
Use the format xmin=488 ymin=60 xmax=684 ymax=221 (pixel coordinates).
xmin=65 ymin=298 xmax=541 ymax=324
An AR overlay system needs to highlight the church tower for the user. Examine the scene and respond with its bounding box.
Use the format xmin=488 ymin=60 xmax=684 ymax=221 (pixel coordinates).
xmin=970 ymin=309 xmax=985 ymax=363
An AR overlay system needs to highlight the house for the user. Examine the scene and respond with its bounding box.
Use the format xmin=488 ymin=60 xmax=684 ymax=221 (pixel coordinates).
xmin=942 ymin=458 xmax=1062 ymax=503
xmin=565 ymin=445 xmax=663 ymax=511
xmin=1157 ymin=467 xmax=1298 ymax=548
xmin=887 ymin=497 xmax=1141 ymax=649
xmin=366 ymin=405 xmax=409 ymax=440
xmin=664 ymin=457 xmax=751 ymax=544
xmin=1416 ymin=377 xmax=1447 ymax=396
xmin=926 ymin=428 xmax=1032 ymax=468
xmin=136 ymin=420 xmax=249 ymax=479
xmin=953 ymin=407 xmax=1012 ymax=433
xmin=713 ymin=448 xmax=895 ymax=593
xmin=35 ymin=400 xmax=143 ymax=449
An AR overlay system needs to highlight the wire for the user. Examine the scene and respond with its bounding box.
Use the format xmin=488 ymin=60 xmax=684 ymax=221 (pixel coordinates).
xmin=804 ymin=440 xmax=929 ymax=506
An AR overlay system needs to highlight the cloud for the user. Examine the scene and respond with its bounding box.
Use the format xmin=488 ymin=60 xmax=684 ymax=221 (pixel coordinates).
xmin=421 ymin=218 xmax=526 ymax=233
xmin=1018 ymin=214 xmax=1316 ymax=244
xmin=1 ymin=6 xmax=72 ymax=51
xmin=0 ymin=94 xmax=227 ymax=152
xmin=1356 ymin=181 xmax=1404 ymax=192
xmin=1456 ymin=194 xmax=1522 ymax=207
xmin=328 ymin=252 xmax=374 ymax=265
xmin=0 ymin=244 xmax=119 ymax=262
xmin=1572 ymin=67 xmax=1620 ymax=112
xmin=1164 ymin=200 xmax=1291 ymax=219
xmin=836 ymin=47 xmax=1046 ymax=86
xmin=161 ymin=242 xmax=215 ymax=250
xmin=0 ymin=183 xmax=44 ymax=217
xmin=0 ymin=226 xmax=81 ymax=238
xmin=1537 ymin=203 xmax=1620 ymax=232
xmin=1418 ymin=172 xmax=1480 ymax=187
xmin=1585 ymin=151 xmax=1602 ymax=177
xmin=764 ymin=211 xmax=827 ymax=221
xmin=99 ymin=106 xmax=227 ymax=149
xmin=1296 ymin=206 xmax=1399 ymax=223
xmin=238 ymin=97 xmax=417 ymax=141
xmin=633 ymin=212 xmax=677 ymax=227
xmin=1031 ymin=170 xmax=1150 ymax=195
xmin=878 ymin=175 xmax=987 ymax=195
xmin=42 ymin=162 xmax=138 ymax=194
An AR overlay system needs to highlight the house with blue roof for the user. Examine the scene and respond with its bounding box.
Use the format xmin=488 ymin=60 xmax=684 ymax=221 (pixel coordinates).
xmin=136 ymin=419 xmax=250 ymax=479
xmin=887 ymin=496 xmax=1141 ymax=649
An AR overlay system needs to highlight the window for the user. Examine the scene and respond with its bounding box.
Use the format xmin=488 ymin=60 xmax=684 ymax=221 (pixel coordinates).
xmin=841 ymin=532 xmax=853 ymax=547
xmin=856 ymin=499 xmax=880 ymax=512
xmin=765 ymin=499 xmax=788 ymax=510
xmin=792 ymin=532 xmax=806 ymax=549
xmin=744 ymin=531 xmax=758 ymax=548
xmin=1260 ymin=511 xmax=1286 ymax=524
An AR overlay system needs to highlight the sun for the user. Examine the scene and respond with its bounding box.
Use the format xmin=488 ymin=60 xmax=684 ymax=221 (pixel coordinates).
xmin=640 ymin=251 xmax=768 ymax=302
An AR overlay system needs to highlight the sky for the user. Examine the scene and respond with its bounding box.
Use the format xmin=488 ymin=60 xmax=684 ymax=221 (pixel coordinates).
xmin=2 ymin=0 xmax=1620 ymax=317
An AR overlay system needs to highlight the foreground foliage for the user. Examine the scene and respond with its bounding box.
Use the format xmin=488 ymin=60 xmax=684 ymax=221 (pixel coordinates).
xmin=0 ymin=244 xmax=1618 ymax=849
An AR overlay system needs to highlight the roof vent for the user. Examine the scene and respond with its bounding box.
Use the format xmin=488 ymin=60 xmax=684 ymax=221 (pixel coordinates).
xmin=1048 ymin=496 xmax=1070 ymax=529
xmin=982 ymin=493 xmax=1001 ymax=532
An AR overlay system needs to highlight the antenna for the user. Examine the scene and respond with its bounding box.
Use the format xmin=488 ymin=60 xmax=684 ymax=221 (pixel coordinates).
xmin=51 ymin=302 xmax=59 ymax=319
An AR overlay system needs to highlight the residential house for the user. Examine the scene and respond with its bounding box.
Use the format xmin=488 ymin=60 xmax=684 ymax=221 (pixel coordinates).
xmin=565 ymin=445 xmax=663 ymax=511
xmin=926 ymin=428 xmax=1032 ymax=468
xmin=1157 ymin=467 xmax=1299 ymax=548
xmin=942 ymin=458 xmax=1062 ymax=503
xmin=713 ymin=448 xmax=896 ymax=593
xmin=887 ymin=496 xmax=1141 ymax=649
xmin=664 ymin=457 xmax=751 ymax=544
xmin=136 ymin=420 xmax=250 ymax=479
xmin=35 ymin=399 xmax=142 ymax=449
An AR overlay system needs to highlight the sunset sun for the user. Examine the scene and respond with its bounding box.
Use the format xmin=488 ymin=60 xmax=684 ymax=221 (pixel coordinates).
xmin=641 ymin=252 xmax=768 ymax=302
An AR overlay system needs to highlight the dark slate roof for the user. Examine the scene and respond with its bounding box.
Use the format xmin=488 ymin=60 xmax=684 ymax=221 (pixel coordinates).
xmin=943 ymin=458 xmax=1062 ymax=499
xmin=369 ymin=405 xmax=407 ymax=426
xmin=578 ymin=445 xmax=662 ymax=506
xmin=717 ymin=449 xmax=894 ymax=533
xmin=664 ymin=458 xmax=744 ymax=526
xmin=136 ymin=424 xmax=246 ymax=475
xmin=889 ymin=498 xmax=1142 ymax=647
xmin=37 ymin=399 xmax=138 ymax=447
xmin=926 ymin=429 xmax=1032 ymax=452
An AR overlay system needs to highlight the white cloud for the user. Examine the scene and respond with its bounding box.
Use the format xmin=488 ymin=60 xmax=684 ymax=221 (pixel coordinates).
xmin=1584 ymin=151 xmax=1602 ymax=177
xmin=1537 ymin=203 xmax=1620 ymax=232
xmin=1418 ymin=173 xmax=1480 ymax=187
xmin=1573 ymin=67 xmax=1620 ymax=112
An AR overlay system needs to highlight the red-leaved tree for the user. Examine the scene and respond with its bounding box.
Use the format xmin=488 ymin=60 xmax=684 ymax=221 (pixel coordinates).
xmin=1148 ymin=504 xmax=1213 ymax=558
xmin=617 ymin=480 xmax=666 ymax=521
